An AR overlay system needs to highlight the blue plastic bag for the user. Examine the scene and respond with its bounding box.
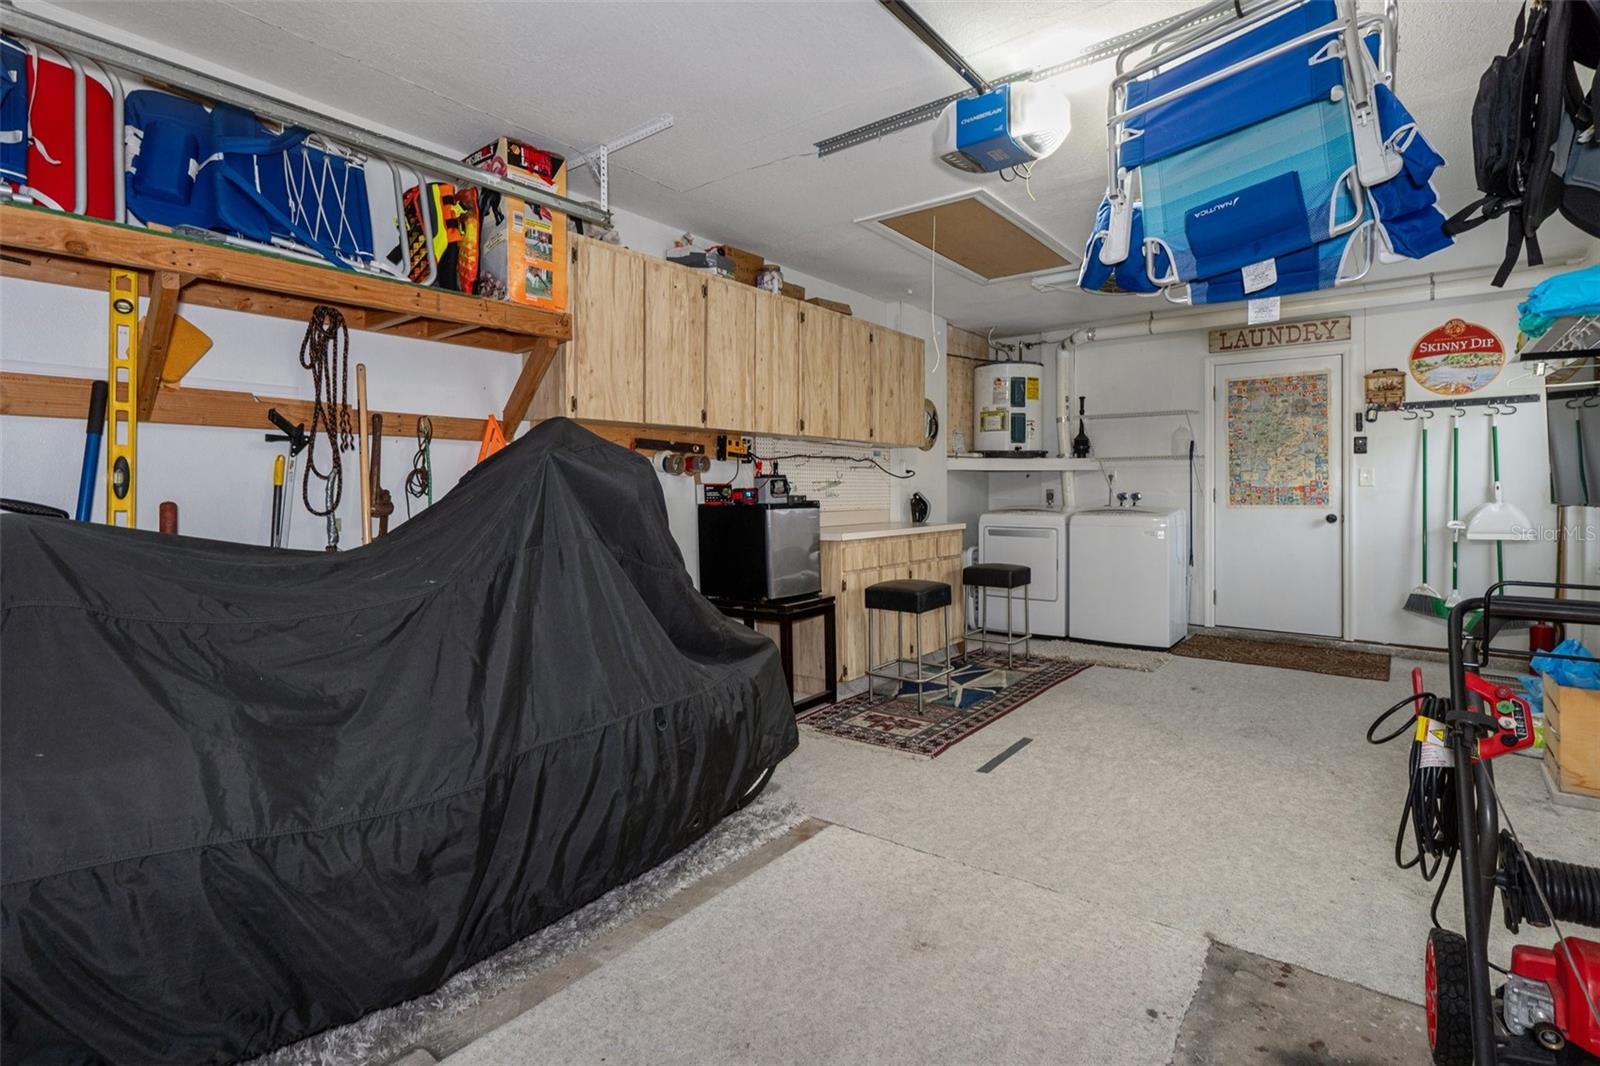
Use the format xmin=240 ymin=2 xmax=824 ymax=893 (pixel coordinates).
xmin=1530 ymin=638 xmax=1600 ymax=689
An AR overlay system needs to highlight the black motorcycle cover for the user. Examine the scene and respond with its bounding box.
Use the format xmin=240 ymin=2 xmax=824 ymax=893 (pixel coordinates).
xmin=0 ymin=418 xmax=798 ymax=1063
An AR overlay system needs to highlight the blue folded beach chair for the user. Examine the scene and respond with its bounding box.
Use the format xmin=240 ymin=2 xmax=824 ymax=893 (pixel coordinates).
xmin=125 ymin=89 xmax=374 ymax=269
xmin=1078 ymin=195 xmax=1170 ymax=295
xmin=1180 ymin=222 xmax=1374 ymax=306
xmin=1367 ymin=83 xmax=1452 ymax=261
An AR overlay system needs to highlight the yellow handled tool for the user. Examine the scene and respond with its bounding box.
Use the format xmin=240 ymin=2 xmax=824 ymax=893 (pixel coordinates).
xmin=106 ymin=270 xmax=139 ymax=527
xmin=270 ymin=454 xmax=286 ymax=548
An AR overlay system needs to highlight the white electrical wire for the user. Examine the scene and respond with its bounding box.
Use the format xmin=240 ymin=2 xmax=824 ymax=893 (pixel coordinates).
xmin=929 ymin=215 xmax=943 ymax=375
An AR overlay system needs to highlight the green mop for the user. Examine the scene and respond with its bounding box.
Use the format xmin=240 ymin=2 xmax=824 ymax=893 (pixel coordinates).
xmin=1403 ymin=419 xmax=1446 ymax=617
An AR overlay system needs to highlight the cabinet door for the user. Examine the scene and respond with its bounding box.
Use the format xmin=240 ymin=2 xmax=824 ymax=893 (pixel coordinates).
xmin=570 ymin=239 xmax=645 ymax=422
xmin=894 ymin=331 xmax=928 ymax=446
xmin=838 ymin=317 xmax=877 ymax=444
xmin=875 ymin=330 xmax=910 ymax=447
xmin=643 ymin=259 xmax=707 ymax=428
xmin=799 ymin=307 xmax=841 ymax=439
xmin=754 ymin=296 xmax=801 ymax=437
xmin=704 ymin=277 xmax=755 ymax=430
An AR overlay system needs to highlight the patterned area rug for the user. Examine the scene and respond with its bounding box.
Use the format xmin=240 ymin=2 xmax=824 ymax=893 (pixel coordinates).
xmin=1171 ymin=633 xmax=1391 ymax=681
xmin=799 ymin=651 xmax=1091 ymax=758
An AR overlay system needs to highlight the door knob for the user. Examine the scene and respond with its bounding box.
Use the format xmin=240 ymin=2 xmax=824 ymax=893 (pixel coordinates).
xmin=1325 ymin=513 xmax=1339 ymax=524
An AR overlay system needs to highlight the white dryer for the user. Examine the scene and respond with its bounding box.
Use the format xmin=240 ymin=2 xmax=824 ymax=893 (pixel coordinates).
xmin=976 ymin=509 xmax=1069 ymax=638
xmin=1068 ymin=507 xmax=1189 ymax=648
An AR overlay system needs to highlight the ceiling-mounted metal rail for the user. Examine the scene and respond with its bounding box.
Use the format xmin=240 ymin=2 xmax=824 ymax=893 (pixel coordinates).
xmin=815 ymin=3 xmax=1232 ymax=158
xmin=878 ymin=0 xmax=991 ymax=93
xmin=0 ymin=2 xmax=613 ymax=227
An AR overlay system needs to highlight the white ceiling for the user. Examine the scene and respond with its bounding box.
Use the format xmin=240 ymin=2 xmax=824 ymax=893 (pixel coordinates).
xmin=39 ymin=0 xmax=1597 ymax=332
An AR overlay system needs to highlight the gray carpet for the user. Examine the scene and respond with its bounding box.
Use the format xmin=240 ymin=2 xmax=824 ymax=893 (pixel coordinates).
xmin=251 ymin=794 xmax=807 ymax=1066
xmin=1025 ymin=637 xmax=1168 ymax=671
xmin=447 ymin=825 xmax=1209 ymax=1066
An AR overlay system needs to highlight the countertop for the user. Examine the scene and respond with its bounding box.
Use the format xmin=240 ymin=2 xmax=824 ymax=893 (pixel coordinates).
xmin=819 ymin=521 xmax=966 ymax=542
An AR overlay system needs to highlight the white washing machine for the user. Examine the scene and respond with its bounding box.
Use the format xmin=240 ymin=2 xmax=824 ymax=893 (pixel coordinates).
xmin=1068 ymin=507 xmax=1189 ymax=648
xmin=976 ymin=509 xmax=1069 ymax=638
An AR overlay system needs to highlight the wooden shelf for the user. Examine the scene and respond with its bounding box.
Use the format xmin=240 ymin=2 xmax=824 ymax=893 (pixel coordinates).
xmin=0 ymin=203 xmax=571 ymax=433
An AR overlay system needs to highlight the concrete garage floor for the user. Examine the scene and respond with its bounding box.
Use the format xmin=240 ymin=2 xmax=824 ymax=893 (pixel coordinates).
xmin=446 ymin=654 xmax=1598 ymax=1065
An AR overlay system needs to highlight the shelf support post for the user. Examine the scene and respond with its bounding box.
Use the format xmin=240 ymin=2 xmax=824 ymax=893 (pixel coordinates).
xmin=137 ymin=270 xmax=190 ymax=418
xmin=503 ymin=337 xmax=561 ymax=430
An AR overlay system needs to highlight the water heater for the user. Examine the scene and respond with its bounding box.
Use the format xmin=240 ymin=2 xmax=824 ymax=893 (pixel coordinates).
xmin=974 ymin=361 xmax=1045 ymax=456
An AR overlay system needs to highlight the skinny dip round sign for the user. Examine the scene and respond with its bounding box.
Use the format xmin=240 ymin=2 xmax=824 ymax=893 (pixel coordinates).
xmin=1408 ymin=319 xmax=1505 ymax=396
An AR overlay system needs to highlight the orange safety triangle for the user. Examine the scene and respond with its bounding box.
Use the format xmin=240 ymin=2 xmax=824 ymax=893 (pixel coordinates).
xmin=476 ymin=414 xmax=508 ymax=464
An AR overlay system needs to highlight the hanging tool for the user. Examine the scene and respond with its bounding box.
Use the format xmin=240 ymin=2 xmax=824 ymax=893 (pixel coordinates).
xmin=369 ymin=413 xmax=393 ymax=538
xmin=404 ymin=415 xmax=433 ymax=516
xmin=299 ymin=306 xmax=353 ymax=517
xmin=269 ymin=455 xmax=286 ymax=548
xmin=74 ymin=380 xmax=107 ymax=522
xmin=266 ymin=408 xmax=309 ymax=548
xmin=1403 ymin=414 xmax=1445 ymax=618
xmin=1444 ymin=412 xmax=1465 ymax=610
xmin=477 ymin=414 xmax=507 ymax=463
xmin=356 ymin=363 xmax=372 ymax=546
xmin=105 ymin=269 xmax=138 ymax=527
xmin=1464 ymin=410 xmax=1534 ymax=542
xmin=324 ymin=477 xmax=340 ymax=553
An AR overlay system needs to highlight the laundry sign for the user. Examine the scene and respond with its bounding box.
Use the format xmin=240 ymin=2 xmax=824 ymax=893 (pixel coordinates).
xmin=1207 ymin=316 xmax=1351 ymax=353
xmin=1408 ymin=319 xmax=1505 ymax=396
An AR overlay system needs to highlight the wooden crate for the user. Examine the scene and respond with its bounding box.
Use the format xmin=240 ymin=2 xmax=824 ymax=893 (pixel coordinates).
xmin=806 ymin=297 xmax=853 ymax=316
xmin=717 ymin=245 xmax=765 ymax=287
xmin=781 ymin=281 xmax=806 ymax=301
xmin=1544 ymin=673 xmax=1600 ymax=797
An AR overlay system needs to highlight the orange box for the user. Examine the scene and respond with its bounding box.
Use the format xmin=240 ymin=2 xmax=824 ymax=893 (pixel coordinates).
xmin=464 ymin=137 xmax=568 ymax=312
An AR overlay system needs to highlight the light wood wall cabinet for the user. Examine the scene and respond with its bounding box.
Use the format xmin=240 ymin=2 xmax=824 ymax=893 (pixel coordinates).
xmin=643 ymin=259 xmax=707 ymax=427
xmin=704 ymin=277 xmax=755 ymax=430
xmin=530 ymin=237 xmax=646 ymax=423
xmin=822 ymin=530 xmax=965 ymax=684
xmin=838 ymin=317 xmax=877 ymax=442
xmin=754 ymin=295 xmax=802 ymax=437
xmin=539 ymin=237 xmax=925 ymax=445
xmin=798 ymin=305 xmax=841 ymax=439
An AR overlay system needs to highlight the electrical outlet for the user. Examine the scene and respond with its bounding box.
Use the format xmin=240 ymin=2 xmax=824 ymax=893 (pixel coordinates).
xmin=1045 ymin=488 xmax=1057 ymax=507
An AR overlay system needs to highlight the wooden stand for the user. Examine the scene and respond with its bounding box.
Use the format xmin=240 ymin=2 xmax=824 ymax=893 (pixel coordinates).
xmin=708 ymin=594 xmax=838 ymax=712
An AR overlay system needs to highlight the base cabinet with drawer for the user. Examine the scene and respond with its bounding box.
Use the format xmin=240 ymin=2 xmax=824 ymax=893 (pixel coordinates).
xmin=821 ymin=530 xmax=965 ymax=684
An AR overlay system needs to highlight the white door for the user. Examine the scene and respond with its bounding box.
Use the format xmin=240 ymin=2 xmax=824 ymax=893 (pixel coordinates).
xmin=1211 ymin=351 xmax=1343 ymax=636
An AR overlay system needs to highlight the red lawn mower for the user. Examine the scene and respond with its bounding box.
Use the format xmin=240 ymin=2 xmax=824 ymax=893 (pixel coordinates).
xmin=1370 ymin=586 xmax=1600 ymax=1064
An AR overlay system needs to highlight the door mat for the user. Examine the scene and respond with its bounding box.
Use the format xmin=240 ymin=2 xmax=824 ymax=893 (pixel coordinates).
xmin=798 ymin=651 xmax=1090 ymax=758
xmin=1171 ymin=633 xmax=1390 ymax=681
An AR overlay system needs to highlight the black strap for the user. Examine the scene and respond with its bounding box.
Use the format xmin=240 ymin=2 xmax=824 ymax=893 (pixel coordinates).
xmin=1443 ymin=194 xmax=1511 ymax=235
xmin=1491 ymin=208 xmax=1526 ymax=288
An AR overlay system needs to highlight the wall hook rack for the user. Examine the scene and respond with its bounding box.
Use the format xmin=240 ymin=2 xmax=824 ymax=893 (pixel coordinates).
xmin=1364 ymin=393 xmax=1540 ymax=424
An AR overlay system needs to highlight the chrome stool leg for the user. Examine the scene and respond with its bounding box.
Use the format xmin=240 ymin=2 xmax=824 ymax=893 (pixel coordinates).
xmin=913 ymin=610 xmax=924 ymax=714
xmin=1005 ymin=586 xmax=1014 ymax=669
xmin=1023 ymin=587 xmax=1031 ymax=660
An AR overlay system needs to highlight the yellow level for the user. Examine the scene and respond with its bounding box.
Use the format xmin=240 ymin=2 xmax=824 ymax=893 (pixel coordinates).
xmin=106 ymin=269 xmax=138 ymax=527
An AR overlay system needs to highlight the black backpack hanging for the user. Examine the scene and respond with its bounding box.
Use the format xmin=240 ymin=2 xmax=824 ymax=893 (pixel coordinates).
xmin=1445 ymin=0 xmax=1600 ymax=286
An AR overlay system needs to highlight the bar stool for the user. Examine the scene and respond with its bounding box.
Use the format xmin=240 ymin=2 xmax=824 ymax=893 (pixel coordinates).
xmin=864 ymin=579 xmax=954 ymax=712
xmin=963 ymin=562 xmax=1032 ymax=667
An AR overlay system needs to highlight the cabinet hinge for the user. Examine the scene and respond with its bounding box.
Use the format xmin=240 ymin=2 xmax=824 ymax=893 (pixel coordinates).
xmin=701 ymin=408 xmax=707 ymax=424
xmin=570 ymin=396 xmax=577 ymax=414
xmin=701 ymin=282 xmax=708 ymax=297
xmin=799 ymin=418 xmax=806 ymax=432
xmin=571 ymin=246 xmax=579 ymax=264
xmin=799 ymin=311 xmax=806 ymax=323
xmin=1212 ymin=589 xmax=1217 ymax=605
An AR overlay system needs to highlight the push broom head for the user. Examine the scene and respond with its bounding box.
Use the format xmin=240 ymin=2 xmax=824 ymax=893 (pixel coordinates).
xmin=1404 ymin=583 xmax=1447 ymax=618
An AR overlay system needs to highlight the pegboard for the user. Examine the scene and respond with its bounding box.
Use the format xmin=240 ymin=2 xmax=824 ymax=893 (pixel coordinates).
xmin=751 ymin=436 xmax=895 ymax=511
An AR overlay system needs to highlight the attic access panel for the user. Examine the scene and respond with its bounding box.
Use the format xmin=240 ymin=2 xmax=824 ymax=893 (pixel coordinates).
xmin=861 ymin=191 xmax=1074 ymax=284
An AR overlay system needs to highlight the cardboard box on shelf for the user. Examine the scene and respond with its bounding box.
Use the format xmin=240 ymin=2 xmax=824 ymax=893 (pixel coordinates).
xmin=781 ymin=282 xmax=806 ymax=301
xmin=464 ymin=137 xmax=568 ymax=312
xmin=1543 ymin=673 xmax=1600 ymax=797
xmin=806 ymin=297 xmax=853 ymax=316
xmin=716 ymin=245 xmax=764 ymax=286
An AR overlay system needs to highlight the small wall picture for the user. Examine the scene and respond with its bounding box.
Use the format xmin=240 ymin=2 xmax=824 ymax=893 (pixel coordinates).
xmin=1408 ymin=319 xmax=1505 ymax=396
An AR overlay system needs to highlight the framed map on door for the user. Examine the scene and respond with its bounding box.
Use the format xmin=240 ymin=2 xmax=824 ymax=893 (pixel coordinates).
xmin=1226 ymin=371 xmax=1331 ymax=507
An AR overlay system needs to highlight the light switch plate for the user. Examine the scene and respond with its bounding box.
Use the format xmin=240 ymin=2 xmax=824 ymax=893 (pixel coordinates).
xmin=1358 ymin=468 xmax=1375 ymax=487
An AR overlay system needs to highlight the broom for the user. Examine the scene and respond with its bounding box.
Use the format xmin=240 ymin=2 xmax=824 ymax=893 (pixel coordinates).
xmin=1404 ymin=419 xmax=1446 ymax=617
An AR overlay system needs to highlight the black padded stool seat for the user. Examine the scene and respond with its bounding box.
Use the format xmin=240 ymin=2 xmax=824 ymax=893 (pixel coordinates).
xmin=865 ymin=579 xmax=951 ymax=613
xmin=963 ymin=562 xmax=1032 ymax=589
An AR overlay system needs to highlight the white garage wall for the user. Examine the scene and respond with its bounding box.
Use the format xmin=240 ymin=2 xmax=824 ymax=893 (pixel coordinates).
xmin=1048 ymin=288 xmax=1560 ymax=647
